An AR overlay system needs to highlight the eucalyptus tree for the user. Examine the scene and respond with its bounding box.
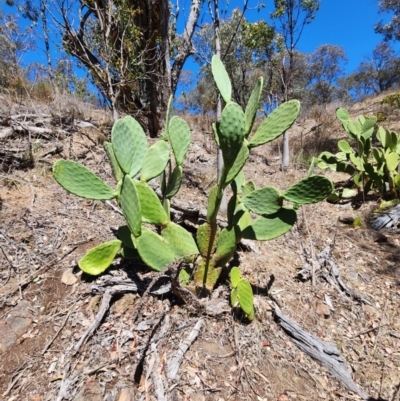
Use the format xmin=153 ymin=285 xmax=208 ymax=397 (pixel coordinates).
xmin=375 ymin=0 xmax=400 ymax=41
xmin=54 ymin=0 xmax=201 ymax=135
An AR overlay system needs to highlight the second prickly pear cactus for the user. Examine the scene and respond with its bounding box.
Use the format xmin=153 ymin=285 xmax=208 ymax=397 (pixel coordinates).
xmin=53 ymin=55 xmax=334 ymax=320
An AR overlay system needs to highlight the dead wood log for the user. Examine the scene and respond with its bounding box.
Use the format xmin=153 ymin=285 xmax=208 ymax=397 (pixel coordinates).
xmin=273 ymin=305 xmax=368 ymax=399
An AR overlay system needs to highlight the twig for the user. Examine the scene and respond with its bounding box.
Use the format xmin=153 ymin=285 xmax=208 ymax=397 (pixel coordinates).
xmin=166 ymin=318 xmax=204 ymax=380
xmin=42 ymin=308 xmax=73 ymax=355
xmin=72 ymin=291 xmax=113 ymax=356
xmin=1 ymin=363 xmax=29 ymax=397
xmin=371 ymin=300 xmax=388 ymax=359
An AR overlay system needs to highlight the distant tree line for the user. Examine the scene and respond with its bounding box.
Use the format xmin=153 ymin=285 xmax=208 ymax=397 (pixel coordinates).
xmin=2 ymin=0 xmax=400 ymax=136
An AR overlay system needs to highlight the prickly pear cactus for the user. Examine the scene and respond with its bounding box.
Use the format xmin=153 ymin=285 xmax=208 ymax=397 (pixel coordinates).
xmin=53 ymin=57 xmax=334 ymax=320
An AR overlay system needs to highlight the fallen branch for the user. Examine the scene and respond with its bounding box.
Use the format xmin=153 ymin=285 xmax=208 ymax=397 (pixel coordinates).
xmin=167 ymin=318 xmax=204 ymax=380
xmin=273 ymin=304 xmax=368 ymax=400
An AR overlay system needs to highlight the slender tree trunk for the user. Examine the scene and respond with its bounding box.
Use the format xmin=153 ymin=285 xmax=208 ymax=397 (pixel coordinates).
xmin=40 ymin=0 xmax=55 ymax=90
xmin=213 ymin=0 xmax=227 ymax=214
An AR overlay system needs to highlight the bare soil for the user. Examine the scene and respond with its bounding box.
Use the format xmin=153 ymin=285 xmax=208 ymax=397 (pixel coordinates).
xmin=1 ymin=96 xmax=400 ymax=401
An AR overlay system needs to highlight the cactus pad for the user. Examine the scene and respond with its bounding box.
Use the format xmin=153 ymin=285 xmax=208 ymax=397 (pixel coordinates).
xmin=196 ymin=222 xmax=214 ymax=257
xmin=53 ymin=160 xmax=116 ymax=200
xmin=218 ymin=102 xmax=246 ymax=168
xmin=207 ymin=185 xmax=219 ymax=222
xmin=169 ymin=116 xmax=191 ymax=166
xmin=243 ymin=186 xmax=282 ymax=215
xmin=78 ymin=239 xmax=122 ymax=275
xmin=141 ymin=140 xmax=170 ymax=182
xmin=225 ymin=141 xmax=250 ymax=185
xmin=137 ymin=227 xmax=175 ymax=271
xmin=117 ymin=225 xmax=136 ymax=249
xmin=166 ymin=165 xmax=183 ymax=198
xmin=245 ymin=77 xmax=263 ymax=136
xmin=236 ymin=279 xmax=254 ymax=320
xmin=104 ymin=141 xmax=123 ymax=182
xmin=111 ymin=116 xmax=147 ymax=176
xmin=214 ymin=226 xmax=236 ymax=266
xmin=135 ymin=181 xmax=168 ymax=225
xmin=162 ymin=222 xmax=198 ymax=259
xmin=230 ymin=267 xmax=241 ymax=288
xmin=242 ymin=207 xmax=297 ymax=240
xmin=211 ymin=55 xmax=232 ymax=103
xmin=120 ymin=175 xmax=141 ymax=237
xmin=336 ymin=108 xmax=350 ymax=122
xmin=283 ymin=175 xmax=333 ymax=205
xmin=249 ymin=100 xmax=300 ymax=148
xmin=337 ymin=140 xmax=353 ymax=154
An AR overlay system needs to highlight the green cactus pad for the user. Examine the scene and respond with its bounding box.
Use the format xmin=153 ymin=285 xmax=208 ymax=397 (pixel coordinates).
xmin=214 ymin=226 xmax=236 ymax=266
xmin=219 ymin=102 xmax=246 ymax=167
xmin=249 ymin=100 xmax=300 ymax=148
xmin=162 ymin=222 xmax=198 ymax=259
xmin=283 ymin=176 xmax=333 ymax=205
xmin=120 ymin=245 xmax=139 ymax=259
xmin=242 ymin=181 xmax=256 ymax=197
xmin=211 ymin=55 xmax=232 ymax=103
xmin=242 ymin=207 xmax=297 ymax=240
xmin=243 ymin=186 xmax=282 ymax=215
xmin=141 ymin=140 xmax=170 ymax=182
xmin=104 ymin=142 xmax=123 ymax=182
xmin=245 ymin=77 xmax=263 ymax=136
xmin=225 ymin=141 xmax=250 ymax=186
xmin=230 ymin=267 xmax=241 ymax=288
xmin=230 ymin=288 xmax=238 ymax=306
xmin=378 ymin=127 xmax=391 ymax=149
xmin=135 ymin=181 xmax=169 ymax=225
xmin=385 ymin=152 xmax=399 ymax=171
xmin=337 ymin=140 xmax=353 ymax=154
xmin=166 ymin=165 xmax=183 ymax=198
xmin=237 ymin=210 xmax=252 ymax=233
xmin=193 ymin=257 xmax=220 ymax=290
xmin=117 ymin=225 xmax=136 ymax=249
xmin=196 ymin=222 xmax=214 ymax=257
xmin=78 ymin=240 xmax=122 ymax=275
xmin=336 ymin=108 xmax=350 ymax=122
xmin=137 ymin=227 xmax=175 ymax=271
xmin=111 ymin=116 xmax=147 ymax=176
xmin=53 ymin=160 xmax=116 ymax=200
xmin=207 ymin=185 xmax=219 ymax=222
xmin=350 ymin=153 xmax=364 ymax=171
xmin=121 ymin=175 xmax=141 ymax=237
xmin=237 ymin=279 xmax=254 ymax=320
xmin=169 ymin=116 xmax=191 ymax=166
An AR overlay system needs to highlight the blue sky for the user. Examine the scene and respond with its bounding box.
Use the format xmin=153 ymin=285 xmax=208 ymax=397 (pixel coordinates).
xmin=180 ymin=0 xmax=396 ymax=74
xmin=4 ymin=0 xmax=398 ymax=92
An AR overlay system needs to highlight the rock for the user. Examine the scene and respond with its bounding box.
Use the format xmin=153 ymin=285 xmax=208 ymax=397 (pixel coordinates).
xmin=113 ymin=294 xmax=136 ymax=314
xmin=0 ymin=300 xmax=33 ymax=353
xmin=61 ymin=268 xmax=78 ymax=285
xmin=72 ymin=378 xmax=103 ymax=401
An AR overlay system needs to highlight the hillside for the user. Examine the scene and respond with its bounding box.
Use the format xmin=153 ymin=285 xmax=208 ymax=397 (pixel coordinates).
xmin=0 ymin=92 xmax=400 ymax=401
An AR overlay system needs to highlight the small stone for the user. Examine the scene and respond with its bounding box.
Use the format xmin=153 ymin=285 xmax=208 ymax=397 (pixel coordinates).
xmin=117 ymin=388 xmax=135 ymax=401
xmin=61 ymin=268 xmax=78 ymax=285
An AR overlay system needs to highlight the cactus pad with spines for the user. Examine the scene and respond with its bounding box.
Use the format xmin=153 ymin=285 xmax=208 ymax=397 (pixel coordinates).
xmin=166 ymin=165 xmax=183 ymax=199
xmin=162 ymin=222 xmax=199 ymax=259
xmin=120 ymin=175 xmax=141 ymax=237
xmin=134 ymin=181 xmax=168 ymax=225
xmin=225 ymin=141 xmax=250 ymax=185
xmin=53 ymin=160 xmax=116 ymax=200
xmin=137 ymin=227 xmax=175 ymax=271
xmin=283 ymin=176 xmax=333 ymax=205
xmin=245 ymin=77 xmax=263 ymax=136
xmin=214 ymin=226 xmax=236 ymax=266
xmin=249 ymin=100 xmax=300 ymax=148
xmin=218 ymin=102 xmax=246 ymax=168
xmin=211 ymin=55 xmax=232 ymax=103
xmin=242 ymin=208 xmax=297 ymax=240
xmin=141 ymin=140 xmax=170 ymax=182
xmin=104 ymin=142 xmax=123 ymax=182
xmin=169 ymin=116 xmax=191 ymax=166
xmin=196 ymin=223 xmax=215 ymax=257
xmin=243 ymin=186 xmax=282 ymax=215
xmin=78 ymin=240 xmax=122 ymax=275
xmin=236 ymin=279 xmax=254 ymax=320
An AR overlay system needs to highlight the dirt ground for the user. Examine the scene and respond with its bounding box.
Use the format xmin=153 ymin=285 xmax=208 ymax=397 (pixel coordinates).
xmin=1 ymin=97 xmax=400 ymax=401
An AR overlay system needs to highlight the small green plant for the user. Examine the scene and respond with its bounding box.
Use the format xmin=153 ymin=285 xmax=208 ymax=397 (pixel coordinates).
xmin=230 ymin=267 xmax=254 ymax=321
xmin=317 ymin=107 xmax=400 ymax=200
xmin=53 ymin=56 xmax=333 ymax=318
xmin=381 ymin=93 xmax=400 ymax=109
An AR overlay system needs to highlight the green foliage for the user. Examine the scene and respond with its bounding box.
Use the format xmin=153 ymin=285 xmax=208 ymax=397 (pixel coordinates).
xmin=382 ymin=93 xmax=400 ymax=109
xmin=317 ymin=107 xmax=400 ymax=200
xmin=230 ymin=267 xmax=254 ymax=321
xmin=53 ymin=58 xmax=333 ymax=316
